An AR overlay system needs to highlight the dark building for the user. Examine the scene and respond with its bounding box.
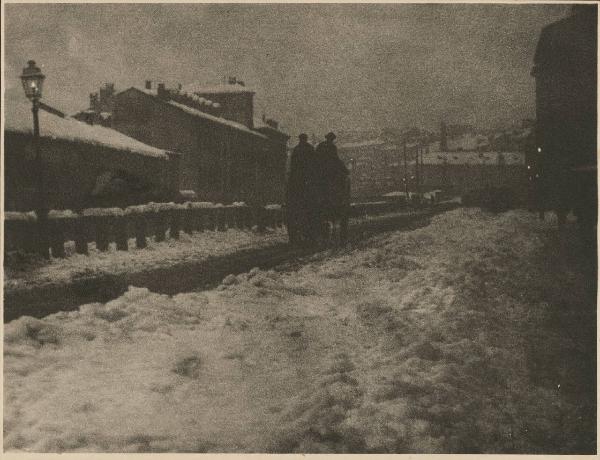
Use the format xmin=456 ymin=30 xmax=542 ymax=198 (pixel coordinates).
xmin=111 ymin=82 xmax=288 ymax=204
xmin=184 ymin=77 xmax=255 ymax=129
xmin=532 ymin=5 xmax=597 ymax=223
xmin=4 ymin=101 xmax=178 ymax=212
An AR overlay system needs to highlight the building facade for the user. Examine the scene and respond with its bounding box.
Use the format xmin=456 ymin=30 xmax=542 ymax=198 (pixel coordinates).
xmin=4 ymin=102 xmax=178 ymax=212
xmin=338 ymin=134 xmax=528 ymax=201
xmin=111 ymin=82 xmax=288 ymax=205
xmin=532 ymin=5 xmax=597 ymax=222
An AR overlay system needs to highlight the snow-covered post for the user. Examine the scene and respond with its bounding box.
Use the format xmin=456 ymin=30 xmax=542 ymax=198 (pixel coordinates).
xmin=182 ymin=203 xmax=194 ymax=235
xmin=230 ymin=202 xmax=245 ymax=229
xmin=135 ymin=216 xmax=148 ymax=248
xmin=83 ymin=208 xmax=119 ymax=252
xmin=95 ymin=217 xmax=110 ymax=251
xmin=231 ymin=205 xmax=240 ymax=229
xmin=170 ymin=204 xmax=184 ymax=240
xmin=223 ymin=205 xmax=234 ymax=229
xmin=189 ymin=202 xmax=214 ymax=232
xmin=242 ymin=205 xmax=253 ymax=230
xmin=255 ymin=206 xmax=266 ymax=232
xmin=74 ymin=215 xmax=89 ymax=255
xmin=196 ymin=208 xmax=207 ymax=232
xmin=216 ymin=204 xmax=226 ymax=231
xmin=126 ymin=205 xmax=148 ymax=249
xmin=114 ymin=213 xmax=129 ymax=251
xmin=48 ymin=210 xmax=77 ymax=258
xmin=204 ymin=207 xmax=216 ymax=231
xmin=153 ymin=205 xmax=168 ymax=242
xmin=264 ymin=204 xmax=281 ymax=229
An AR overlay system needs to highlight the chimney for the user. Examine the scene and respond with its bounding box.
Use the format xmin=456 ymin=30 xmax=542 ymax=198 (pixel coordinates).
xmin=90 ymin=92 xmax=99 ymax=111
xmin=145 ymin=80 xmax=152 ymax=90
xmin=157 ymin=83 xmax=169 ymax=100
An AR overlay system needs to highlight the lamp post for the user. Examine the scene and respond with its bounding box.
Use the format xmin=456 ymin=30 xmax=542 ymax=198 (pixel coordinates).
xmin=20 ymin=60 xmax=49 ymax=258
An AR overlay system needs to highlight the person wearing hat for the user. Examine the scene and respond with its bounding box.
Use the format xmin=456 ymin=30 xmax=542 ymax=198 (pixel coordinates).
xmin=286 ymin=133 xmax=318 ymax=245
xmin=315 ymin=132 xmax=350 ymax=244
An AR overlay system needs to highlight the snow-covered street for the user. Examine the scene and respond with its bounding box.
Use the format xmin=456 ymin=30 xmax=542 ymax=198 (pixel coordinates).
xmin=4 ymin=208 xmax=596 ymax=453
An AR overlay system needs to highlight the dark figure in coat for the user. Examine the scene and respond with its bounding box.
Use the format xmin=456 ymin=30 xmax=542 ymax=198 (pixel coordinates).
xmin=314 ymin=132 xmax=350 ymax=244
xmin=286 ymin=133 xmax=318 ymax=244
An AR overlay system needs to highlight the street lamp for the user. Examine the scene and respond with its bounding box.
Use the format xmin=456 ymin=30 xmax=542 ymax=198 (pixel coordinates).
xmin=20 ymin=60 xmax=49 ymax=258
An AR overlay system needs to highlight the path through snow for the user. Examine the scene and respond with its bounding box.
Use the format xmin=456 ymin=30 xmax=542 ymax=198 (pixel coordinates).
xmin=4 ymin=208 xmax=595 ymax=453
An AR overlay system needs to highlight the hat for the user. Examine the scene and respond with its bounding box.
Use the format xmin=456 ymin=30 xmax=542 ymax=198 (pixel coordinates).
xmin=325 ymin=132 xmax=336 ymax=141
xmin=299 ymin=133 xmax=308 ymax=140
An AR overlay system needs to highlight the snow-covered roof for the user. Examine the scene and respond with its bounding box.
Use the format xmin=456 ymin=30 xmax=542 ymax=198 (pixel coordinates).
xmin=4 ymin=101 xmax=169 ymax=159
xmin=183 ymin=82 xmax=255 ymax=95
xmin=168 ymin=101 xmax=266 ymax=139
xmin=124 ymin=88 xmax=267 ymax=139
xmin=421 ymin=151 xmax=525 ymax=166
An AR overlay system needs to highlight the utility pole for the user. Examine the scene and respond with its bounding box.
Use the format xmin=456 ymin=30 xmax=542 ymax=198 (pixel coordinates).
xmin=415 ymin=143 xmax=420 ymax=197
xmin=403 ymin=135 xmax=409 ymax=201
xmin=420 ymin=143 xmax=425 ymax=194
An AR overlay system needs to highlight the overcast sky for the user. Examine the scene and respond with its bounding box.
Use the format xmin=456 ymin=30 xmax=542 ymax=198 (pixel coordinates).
xmin=4 ymin=3 xmax=570 ymax=136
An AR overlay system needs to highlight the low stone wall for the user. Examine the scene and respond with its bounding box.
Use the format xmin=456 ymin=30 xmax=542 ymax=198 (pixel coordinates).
xmin=4 ymin=203 xmax=283 ymax=258
xmin=4 ymin=198 xmax=418 ymax=258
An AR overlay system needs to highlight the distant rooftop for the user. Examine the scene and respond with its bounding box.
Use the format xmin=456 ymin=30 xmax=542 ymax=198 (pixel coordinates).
xmin=123 ymin=87 xmax=267 ymax=139
xmin=421 ymin=151 xmax=525 ymax=166
xmin=5 ymin=100 xmax=169 ymax=159
xmin=182 ymin=82 xmax=255 ymax=95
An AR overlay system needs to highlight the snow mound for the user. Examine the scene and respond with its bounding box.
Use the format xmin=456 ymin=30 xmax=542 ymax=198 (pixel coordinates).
xmin=4 ymin=208 xmax=592 ymax=453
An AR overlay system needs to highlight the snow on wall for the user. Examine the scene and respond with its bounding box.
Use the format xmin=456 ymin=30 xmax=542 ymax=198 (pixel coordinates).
xmin=83 ymin=208 xmax=125 ymax=217
xmin=4 ymin=211 xmax=37 ymax=221
xmin=4 ymin=101 xmax=169 ymax=160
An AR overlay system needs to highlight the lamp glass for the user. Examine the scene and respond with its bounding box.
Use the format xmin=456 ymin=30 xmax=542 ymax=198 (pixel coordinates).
xmin=20 ymin=61 xmax=45 ymax=100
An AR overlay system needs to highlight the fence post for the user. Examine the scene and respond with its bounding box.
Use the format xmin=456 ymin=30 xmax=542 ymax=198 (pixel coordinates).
xmin=48 ymin=217 xmax=66 ymax=258
xmin=275 ymin=209 xmax=284 ymax=228
xmin=197 ymin=208 xmax=207 ymax=232
xmin=256 ymin=207 xmax=266 ymax=232
xmin=114 ymin=215 xmax=129 ymax=251
xmin=170 ymin=207 xmax=182 ymax=239
xmin=74 ymin=215 xmax=89 ymax=255
xmin=95 ymin=216 xmax=111 ymax=252
xmin=182 ymin=204 xmax=194 ymax=234
xmin=216 ymin=207 xmax=227 ymax=231
xmin=223 ymin=206 xmax=233 ymax=229
xmin=134 ymin=215 xmax=147 ymax=249
xmin=205 ymin=208 xmax=216 ymax=231
xmin=154 ymin=210 xmax=167 ymax=242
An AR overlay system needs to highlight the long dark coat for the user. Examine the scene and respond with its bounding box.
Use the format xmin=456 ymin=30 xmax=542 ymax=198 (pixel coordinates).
xmin=286 ymin=141 xmax=317 ymax=209
xmin=314 ymin=141 xmax=349 ymax=212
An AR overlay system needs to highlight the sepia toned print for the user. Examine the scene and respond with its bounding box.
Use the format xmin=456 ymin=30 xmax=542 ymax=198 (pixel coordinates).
xmin=2 ymin=2 xmax=597 ymax=454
